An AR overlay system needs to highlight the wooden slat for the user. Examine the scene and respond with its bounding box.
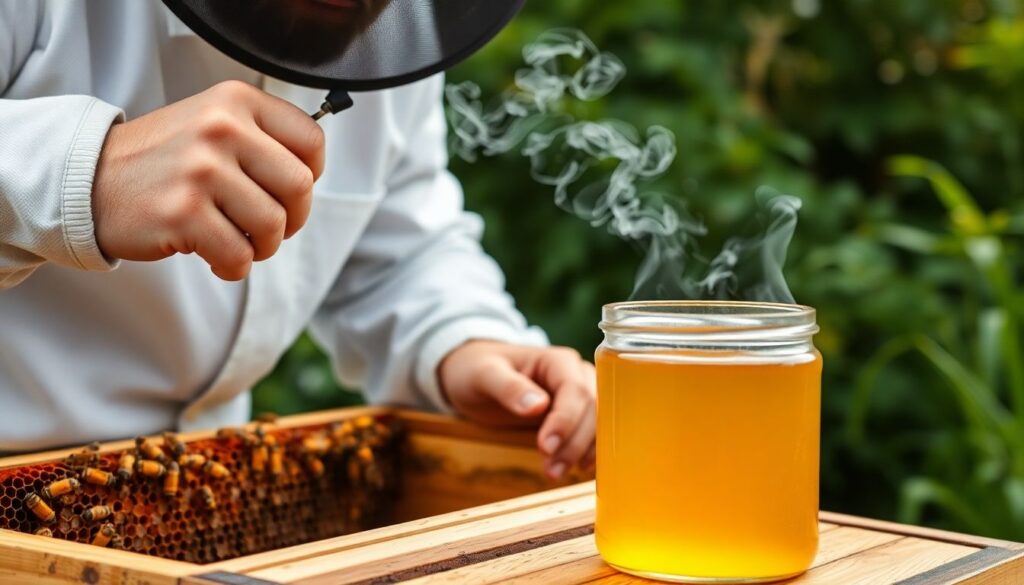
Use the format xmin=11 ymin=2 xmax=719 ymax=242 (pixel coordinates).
xmin=527 ymin=524 xmax=897 ymax=585
xmin=347 ymin=526 xmax=594 ymax=585
xmin=953 ymin=549 xmax=1024 ymax=584
xmin=245 ymin=494 xmax=596 ymax=584
xmin=188 ymin=572 xmax=286 ymax=585
xmin=0 ymin=528 xmax=196 ymax=584
xmin=395 ymin=412 xmax=539 ymax=447
xmin=205 ymin=481 xmax=595 ymax=574
xmin=820 ymin=511 xmax=1024 ymax=551
xmin=805 ymin=526 xmax=906 ymax=568
xmin=584 ymin=538 xmax=976 ymax=585
xmin=786 ymin=537 xmax=978 ymax=583
xmin=395 ymin=537 xmax=611 ymax=585
xmin=895 ymin=547 xmax=1024 ymax=585
xmin=392 ymin=520 xmax=869 ymax=584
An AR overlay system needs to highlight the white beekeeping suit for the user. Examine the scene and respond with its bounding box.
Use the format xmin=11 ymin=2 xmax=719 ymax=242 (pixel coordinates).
xmin=0 ymin=0 xmax=545 ymax=451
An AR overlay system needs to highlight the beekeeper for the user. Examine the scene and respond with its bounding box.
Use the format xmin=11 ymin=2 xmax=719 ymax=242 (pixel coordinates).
xmin=0 ymin=1 xmax=595 ymax=480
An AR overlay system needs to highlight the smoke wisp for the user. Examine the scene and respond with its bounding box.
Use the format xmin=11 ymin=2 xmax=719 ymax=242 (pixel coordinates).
xmin=446 ymin=28 xmax=801 ymax=303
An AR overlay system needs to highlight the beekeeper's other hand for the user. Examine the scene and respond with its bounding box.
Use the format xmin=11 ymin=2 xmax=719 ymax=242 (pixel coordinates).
xmin=439 ymin=340 xmax=597 ymax=480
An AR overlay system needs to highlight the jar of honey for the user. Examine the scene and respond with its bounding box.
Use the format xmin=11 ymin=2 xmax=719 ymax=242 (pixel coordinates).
xmin=595 ymin=301 xmax=822 ymax=583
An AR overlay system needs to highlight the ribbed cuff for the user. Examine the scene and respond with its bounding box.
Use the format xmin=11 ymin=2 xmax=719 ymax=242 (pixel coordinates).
xmin=414 ymin=317 xmax=549 ymax=413
xmin=61 ymin=99 xmax=124 ymax=272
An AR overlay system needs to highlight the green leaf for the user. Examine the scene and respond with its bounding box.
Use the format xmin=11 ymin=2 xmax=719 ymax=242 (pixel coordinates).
xmin=887 ymin=156 xmax=988 ymax=236
xmin=912 ymin=336 xmax=1013 ymax=439
xmin=900 ymin=477 xmax=989 ymax=535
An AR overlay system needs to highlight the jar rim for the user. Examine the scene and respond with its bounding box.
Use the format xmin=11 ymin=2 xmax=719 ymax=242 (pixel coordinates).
xmin=600 ymin=300 xmax=818 ymax=341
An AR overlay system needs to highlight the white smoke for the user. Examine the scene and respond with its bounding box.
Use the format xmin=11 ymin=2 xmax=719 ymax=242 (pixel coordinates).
xmin=446 ymin=28 xmax=801 ymax=303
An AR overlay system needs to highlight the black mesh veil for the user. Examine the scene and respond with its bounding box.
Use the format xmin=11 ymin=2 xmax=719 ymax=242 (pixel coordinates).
xmin=161 ymin=0 xmax=524 ymax=92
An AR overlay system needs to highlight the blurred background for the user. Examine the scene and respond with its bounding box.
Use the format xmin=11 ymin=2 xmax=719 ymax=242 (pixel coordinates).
xmin=255 ymin=0 xmax=1024 ymax=539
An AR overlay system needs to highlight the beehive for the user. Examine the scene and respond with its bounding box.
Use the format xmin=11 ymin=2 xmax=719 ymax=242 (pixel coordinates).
xmin=0 ymin=414 xmax=403 ymax=563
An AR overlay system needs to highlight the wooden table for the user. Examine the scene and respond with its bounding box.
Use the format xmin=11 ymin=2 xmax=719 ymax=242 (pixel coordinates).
xmin=185 ymin=481 xmax=1024 ymax=585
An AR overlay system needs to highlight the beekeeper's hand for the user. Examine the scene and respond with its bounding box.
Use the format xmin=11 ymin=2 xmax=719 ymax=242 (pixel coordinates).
xmin=438 ymin=340 xmax=597 ymax=480
xmin=92 ymin=80 xmax=325 ymax=280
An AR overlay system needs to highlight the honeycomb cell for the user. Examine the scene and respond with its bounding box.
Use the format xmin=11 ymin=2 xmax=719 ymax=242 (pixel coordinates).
xmin=0 ymin=415 xmax=401 ymax=562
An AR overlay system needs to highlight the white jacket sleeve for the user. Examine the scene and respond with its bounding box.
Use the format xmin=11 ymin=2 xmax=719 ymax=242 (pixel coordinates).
xmin=0 ymin=2 xmax=123 ymax=289
xmin=309 ymin=77 xmax=548 ymax=412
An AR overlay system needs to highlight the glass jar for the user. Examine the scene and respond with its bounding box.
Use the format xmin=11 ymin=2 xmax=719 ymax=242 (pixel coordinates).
xmin=595 ymin=301 xmax=822 ymax=583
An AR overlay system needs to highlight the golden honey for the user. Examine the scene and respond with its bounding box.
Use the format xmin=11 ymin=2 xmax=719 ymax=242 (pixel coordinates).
xmin=595 ymin=301 xmax=822 ymax=583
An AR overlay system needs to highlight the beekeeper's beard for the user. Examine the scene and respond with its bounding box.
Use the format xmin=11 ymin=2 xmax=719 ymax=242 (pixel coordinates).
xmin=207 ymin=0 xmax=391 ymax=67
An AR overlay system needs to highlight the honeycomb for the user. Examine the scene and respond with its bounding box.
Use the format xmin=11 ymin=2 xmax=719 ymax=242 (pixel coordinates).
xmin=0 ymin=414 xmax=403 ymax=563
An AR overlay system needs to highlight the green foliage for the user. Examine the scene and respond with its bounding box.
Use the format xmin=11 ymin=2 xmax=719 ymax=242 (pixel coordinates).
xmin=252 ymin=335 xmax=363 ymax=417
xmin=847 ymin=157 xmax=1024 ymax=538
xmin=254 ymin=0 xmax=1024 ymax=537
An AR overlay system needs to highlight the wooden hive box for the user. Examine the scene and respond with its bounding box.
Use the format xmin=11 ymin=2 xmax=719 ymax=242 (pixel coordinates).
xmin=0 ymin=407 xmax=1021 ymax=584
xmin=0 ymin=407 xmax=585 ymax=584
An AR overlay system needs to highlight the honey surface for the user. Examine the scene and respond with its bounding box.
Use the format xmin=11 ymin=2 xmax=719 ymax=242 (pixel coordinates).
xmin=595 ymin=347 xmax=822 ymax=580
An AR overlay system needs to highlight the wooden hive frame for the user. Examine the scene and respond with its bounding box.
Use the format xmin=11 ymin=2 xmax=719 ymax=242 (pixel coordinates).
xmin=0 ymin=407 xmax=585 ymax=585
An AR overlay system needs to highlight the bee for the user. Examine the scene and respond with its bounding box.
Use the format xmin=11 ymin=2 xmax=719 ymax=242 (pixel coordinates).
xmin=109 ymin=535 xmax=124 ymax=550
xmin=301 ymin=434 xmax=329 ymax=456
xmin=162 ymin=432 xmax=186 ymax=458
xmin=356 ymin=446 xmax=374 ymax=464
xmin=41 ymin=477 xmax=80 ymax=500
xmin=332 ymin=420 xmax=354 ymax=438
xmin=65 ymin=441 xmax=100 ymax=468
xmin=269 ymin=445 xmax=284 ymax=478
xmin=178 ymin=453 xmax=207 ymax=470
xmin=253 ymin=423 xmax=267 ymax=440
xmin=285 ymin=457 xmax=303 ymax=479
xmin=91 ymin=523 xmax=116 ymax=547
xmin=33 ymin=526 xmax=53 ymax=537
xmin=373 ymin=422 xmax=392 ymax=438
xmin=305 ymin=455 xmax=325 ymax=478
xmin=255 ymin=412 xmax=279 ymax=424
xmin=365 ymin=462 xmax=385 ymax=489
xmin=117 ymin=452 xmax=136 ymax=483
xmin=135 ymin=436 xmax=166 ymax=463
xmin=336 ymin=434 xmax=359 ymax=454
xmin=346 ymin=457 xmax=362 ymax=484
xmin=329 ymin=421 xmax=353 ymax=446
xmin=82 ymin=505 xmax=112 ymax=522
xmin=23 ymin=493 xmax=55 ymax=523
xmin=251 ymin=442 xmax=268 ymax=474
xmin=216 ymin=427 xmax=256 ymax=443
xmin=163 ymin=462 xmax=180 ymax=497
xmin=198 ymin=485 xmax=216 ymax=510
xmin=203 ymin=460 xmax=230 ymax=480
xmin=81 ymin=467 xmax=116 ymax=488
xmin=134 ymin=459 xmax=166 ymax=478
xmin=367 ymin=423 xmax=392 ymax=447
